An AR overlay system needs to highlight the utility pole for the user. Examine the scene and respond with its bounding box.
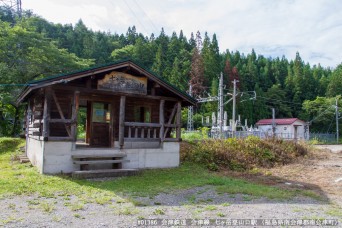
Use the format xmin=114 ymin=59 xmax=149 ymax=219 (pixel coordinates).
xmin=218 ymin=73 xmax=224 ymax=138
xmin=187 ymin=85 xmax=194 ymax=131
xmin=272 ymin=108 xmax=276 ymax=137
xmin=232 ymin=79 xmax=239 ymax=134
xmin=336 ymin=97 xmax=339 ymax=144
xmin=0 ymin=0 xmax=22 ymax=17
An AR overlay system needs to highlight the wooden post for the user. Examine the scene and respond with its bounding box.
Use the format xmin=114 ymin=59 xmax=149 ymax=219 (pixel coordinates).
xmin=42 ymin=87 xmax=52 ymax=140
xmin=71 ymin=91 xmax=80 ymax=141
xmin=110 ymin=102 xmax=115 ymax=148
xmin=159 ymin=100 xmax=165 ymax=141
xmin=176 ymin=101 xmax=182 ymax=140
xmin=119 ymin=96 xmax=126 ymax=149
xmin=51 ymin=90 xmax=71 ymax=137
xmin=86 ymin=101 xmax=91 ymax=144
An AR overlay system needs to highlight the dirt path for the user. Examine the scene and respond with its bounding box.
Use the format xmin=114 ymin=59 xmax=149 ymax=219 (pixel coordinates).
xmin=269 ymin=145 xmax=342 ymax=206
xmin=0 ymin=145 xmax=341 ymax=227
xmin=224 ymin=145 xmax=342 ymax=206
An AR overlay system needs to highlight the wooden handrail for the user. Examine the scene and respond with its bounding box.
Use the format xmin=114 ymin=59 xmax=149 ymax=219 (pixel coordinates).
xmin=124 ymin=122 xmax=162 ymax=128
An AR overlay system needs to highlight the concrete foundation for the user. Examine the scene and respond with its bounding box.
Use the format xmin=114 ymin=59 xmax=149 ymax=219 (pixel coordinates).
xmin=26 ymin=137 xmax=44 ymax=173
xmin=26 ymin=139 xmax=180 ymax=174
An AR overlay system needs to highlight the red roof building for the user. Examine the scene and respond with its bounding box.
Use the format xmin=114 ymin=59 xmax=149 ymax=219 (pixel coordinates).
xmin=256 ymin=118 xmax=306 ymax=126
xmin=256 ymin=118 xmax=309 ymax=140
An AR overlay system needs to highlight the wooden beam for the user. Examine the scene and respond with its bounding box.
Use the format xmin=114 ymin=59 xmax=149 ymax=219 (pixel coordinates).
xmin=164 ymin=138 xmax=181 ymax=142
xmin=164 ymin=103 xmax=178 ymax=138
xmin=71 ymin=91 xmax=80 ymax=141
xmin=42 ymin=87 xmax=52 ymax=140
xmin=51 ymin=89 xmax=71 ymax=137
xmin=124 ymin=122 xmax=162 ymax=128
xmin=159 ymin=100 xmax=165 ymax=141
xmin=119 ymin=96 xmax=126 ymax=149
xmin=86 ymin=101 xmax=91 ymax=144
xmin=54 ymin=85 xmax=179 ymax=101
xmin=164 ymin=124 xmax=180 ymax=128
xmin=49 ymin=119 xmax=74 ymax=123
xmin=47 ymin=136 xmax=73 ymax=141
xmin=124 ymin=138 xmax=160 ymax=142
xmin=176 ymin=101 xmax=182 ymax=140
xmin=110 ymin=101 xmax=115 ymax=148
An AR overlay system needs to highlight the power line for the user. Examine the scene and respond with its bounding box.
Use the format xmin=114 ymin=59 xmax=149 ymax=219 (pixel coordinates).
xmin=132 ymin=0 xmax=158 ymax=34
xmin=257 ymin=96 xmax=303 ymax=106
xmin=120 ymin=0 xmax=150 ymax=35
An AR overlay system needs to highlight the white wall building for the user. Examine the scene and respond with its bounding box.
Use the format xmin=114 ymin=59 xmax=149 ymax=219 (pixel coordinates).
xmin=256 ymin=118 xmax=309 ymax=140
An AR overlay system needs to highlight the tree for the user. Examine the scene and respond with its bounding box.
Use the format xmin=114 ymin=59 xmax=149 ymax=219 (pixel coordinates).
xmin=111 ymin=45 xmax=135 ymax=61
xmin=265 ymin=85 xmax=293 ymax=118
xmin=201 ymin=33 xmax=221 ymax=85
xmin=326 ymin=64 xmax=342 ymax=97
xmin=189 ymin=47 xmax=205 ymax=97
xmin=189 ymin=32 xmax=205 ymax=97
xmin=302 ymin=96 xmax=341 ymax=133
xmin=0 ymin=20 xmax=93 ymax=136
xmin=152 ymin=28 xmax=169 ymax=78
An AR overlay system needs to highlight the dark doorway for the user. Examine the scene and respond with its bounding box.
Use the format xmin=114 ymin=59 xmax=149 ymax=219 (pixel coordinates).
xmin=90 ymin=102 xmax=112 ymax=147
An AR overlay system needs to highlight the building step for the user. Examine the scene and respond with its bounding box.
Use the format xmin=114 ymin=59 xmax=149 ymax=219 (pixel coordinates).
xmin=73 ymin=159 xmax=130 ymax=165
xmin=72 ymin=169 xmax=139 ymax=179
xmin=71 ymin=153 xmax=126 ymax=159
xmin=20 ymin=158 xmax=30 ymax=163
xmin=19 ymin=155 xmax=30 ymax=163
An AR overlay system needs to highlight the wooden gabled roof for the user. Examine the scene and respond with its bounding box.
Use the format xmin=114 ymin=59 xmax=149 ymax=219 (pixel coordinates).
xmin=17 ymin=60 xmax=196 ymax=106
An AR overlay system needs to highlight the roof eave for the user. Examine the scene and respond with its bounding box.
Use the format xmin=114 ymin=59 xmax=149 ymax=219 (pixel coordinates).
xmin=16 ymin=60 xmax=197 ymax=106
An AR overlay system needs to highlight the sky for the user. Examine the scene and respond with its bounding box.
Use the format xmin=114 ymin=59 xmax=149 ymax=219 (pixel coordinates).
xmin=22 ymin=0 xmax=342 ymax=68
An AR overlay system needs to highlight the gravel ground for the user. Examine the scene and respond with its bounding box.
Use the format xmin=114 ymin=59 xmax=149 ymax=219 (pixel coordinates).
xmin=0 ymin=187 xmax=339 ymax=228
xmin=0 ymin=145 xmax=341 ymax=227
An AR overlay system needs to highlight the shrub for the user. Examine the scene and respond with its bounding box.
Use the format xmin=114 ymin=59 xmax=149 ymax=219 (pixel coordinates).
xmin=0 ymin=138 xmax=23 ymax=154
xmin=180 ymin=136 xmax=309 ymax=171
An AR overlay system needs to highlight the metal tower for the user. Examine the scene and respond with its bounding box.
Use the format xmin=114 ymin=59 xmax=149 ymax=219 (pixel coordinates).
xmin=0 ymin=0 xmax=22 ymax=17
xmin=187 ymin=85 xmax=194 ymax=131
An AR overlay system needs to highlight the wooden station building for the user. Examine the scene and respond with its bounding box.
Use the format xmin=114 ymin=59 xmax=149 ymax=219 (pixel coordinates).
xmin=17 ymin=60 xmax=196 ymax=177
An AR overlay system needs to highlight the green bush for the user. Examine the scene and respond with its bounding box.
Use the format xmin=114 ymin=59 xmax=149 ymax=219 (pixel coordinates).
xmin=180 ymin=136 xmax=309 ymax=171
xmin=0 ymin=137 xmax=23 ymax=154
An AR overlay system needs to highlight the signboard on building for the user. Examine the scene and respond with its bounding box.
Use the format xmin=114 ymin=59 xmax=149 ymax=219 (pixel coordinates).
xmin=98 ymin=71 xmax=147 ymax=95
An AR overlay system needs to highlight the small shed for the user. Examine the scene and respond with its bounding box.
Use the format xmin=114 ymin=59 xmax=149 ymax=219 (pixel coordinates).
xmin=255 ymin=118 xmax=309 ymax=140
xmin=17 ymin=60 xmax=196 ymax=176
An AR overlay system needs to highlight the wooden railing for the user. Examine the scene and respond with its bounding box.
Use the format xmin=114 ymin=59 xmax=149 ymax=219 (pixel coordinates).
xmin=124 ymin=122 xmax=161 ymax=140
xmin=124 ymin=122 xmax=181 ymax=142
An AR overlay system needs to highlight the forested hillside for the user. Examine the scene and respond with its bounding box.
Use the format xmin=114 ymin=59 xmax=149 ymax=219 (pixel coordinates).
xmin=0 ymin=8 xmax=341 ymax=136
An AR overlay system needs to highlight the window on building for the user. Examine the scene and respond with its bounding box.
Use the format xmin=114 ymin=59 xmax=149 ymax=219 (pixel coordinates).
xmin=92 ymin=102 xmax=111 ymax=123
xmin=134 ymin=106 xmax=151 ymax=123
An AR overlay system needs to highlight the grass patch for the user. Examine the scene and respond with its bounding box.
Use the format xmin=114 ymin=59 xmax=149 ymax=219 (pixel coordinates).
xmin=0 ymin=138 xmax=23 ymax=155
xmin=40 ymin=201 xmax=55 ymax=213
xmin=217 ymin=212 xmax=225 ymax=217
xmin=0 ymin=137 xmax=322 ymax=202
xmin=70 ymin=202 xmax=85 ymax=211
xmin=326 ymin=208 xmax=342 ymax=218
xmin=215 ymin=178 xmax=302 ymax=200
xmin=205 ymin=205 xmax=217 ymax=211
xmin=8 ymin=203 xmax=16 ymax=210
xmin=116 ymin=206 xmax=139 ymax=215
xmin=153 ymin=208 xmax=165 ymax=215
xmin=73 ymin=213 xmax=84 ymax=219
